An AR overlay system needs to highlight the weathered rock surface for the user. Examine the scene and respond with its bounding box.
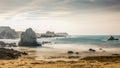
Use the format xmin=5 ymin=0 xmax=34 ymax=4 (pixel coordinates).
xmin=0 ymin=48 xmax=27 ymax=59
xmin=19 ymin=28 xmax=41 ymax=47
xmin=0 ymin=26 xmax=18 ymax=39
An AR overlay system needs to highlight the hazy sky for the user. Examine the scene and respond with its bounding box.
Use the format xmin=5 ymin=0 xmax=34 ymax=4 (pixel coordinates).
xmin=0 ymin=0 xmax=120 ymax=35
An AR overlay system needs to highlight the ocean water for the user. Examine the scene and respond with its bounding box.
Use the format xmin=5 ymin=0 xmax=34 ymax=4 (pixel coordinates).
xmin=1 ymin=35 xmax=120 ymax=47
xmin=35 ymin=35 xmax=120 ymax=60
xmin=0 ymin=35 xmax=120 ymax=48
xmin=38 ymin=35 xmax=120 ymax=47
xmin=0 ymin=35 xmax=120 ymax=50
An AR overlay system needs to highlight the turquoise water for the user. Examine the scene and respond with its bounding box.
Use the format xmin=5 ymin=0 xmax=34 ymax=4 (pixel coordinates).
xmin=50 ymin=35 xmax=120 ymax=47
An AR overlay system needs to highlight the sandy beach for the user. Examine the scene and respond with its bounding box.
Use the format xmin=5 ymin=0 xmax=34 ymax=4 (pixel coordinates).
xmin=0 ymin=55 xmax=120 ymax=68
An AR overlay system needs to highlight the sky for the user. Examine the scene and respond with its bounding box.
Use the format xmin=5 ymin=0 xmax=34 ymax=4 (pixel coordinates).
xmin=0 ymin=0 xmax=120 ymax=35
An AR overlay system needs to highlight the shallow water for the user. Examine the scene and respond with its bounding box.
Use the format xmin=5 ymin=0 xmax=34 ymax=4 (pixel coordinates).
xmin=51 ymin=35 xmax=120 ymax=47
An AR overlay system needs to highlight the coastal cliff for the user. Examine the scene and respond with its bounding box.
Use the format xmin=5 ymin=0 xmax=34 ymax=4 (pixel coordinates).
xmin=0 ymin=26 xmax=18 ymax=39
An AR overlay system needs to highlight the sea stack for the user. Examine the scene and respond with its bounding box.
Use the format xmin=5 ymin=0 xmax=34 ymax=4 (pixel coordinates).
xmin=19 ymin=28 xmax=41 ymax=47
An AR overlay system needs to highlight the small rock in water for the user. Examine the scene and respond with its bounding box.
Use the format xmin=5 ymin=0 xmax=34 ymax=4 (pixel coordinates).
xmin=67 ymin=51 xmax=74 ymax=54
xmin=75 ymin=52 xmax=79 ymax=55
xmin=108 ymin=36 xmax=119 ymax=41
xmin=89 ymin=48 xmax=96 ymax=52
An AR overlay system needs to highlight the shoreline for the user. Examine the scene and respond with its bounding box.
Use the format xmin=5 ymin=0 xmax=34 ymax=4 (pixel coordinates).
xmin=20 ymin=44 xmax=120 ymax=61
xmin=5 ymin=44 xmax=120 ymax=61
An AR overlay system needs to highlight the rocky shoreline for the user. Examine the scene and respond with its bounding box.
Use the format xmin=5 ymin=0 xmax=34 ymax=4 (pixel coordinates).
xmin=0 ymin=41 xmax=17 ymax=47
xmin=0 ymin=48 xmax=27 ymax=60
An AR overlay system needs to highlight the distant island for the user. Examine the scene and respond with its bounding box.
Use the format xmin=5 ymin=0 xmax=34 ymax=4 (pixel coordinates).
xmin=40 ymin=31 xmax=69 ymax=38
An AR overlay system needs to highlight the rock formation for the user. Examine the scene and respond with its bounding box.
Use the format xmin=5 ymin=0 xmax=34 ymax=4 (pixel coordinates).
xmin=0 ymin=41 xmax=17 ymax=47
xmin=108 ymin=36 xmax=119 ymax=41
xmin=0 ymin=48 xmax=27 ymax=59
xmin=41 ymin=31 xmax=55 ymax=37
xmin=89 ymin=48 xmax=96 ymax=52
xmin=67 ymin=51 xmax=74 ymax=54
xmin=0 ymin=26 xmax=18 ymax=39
xmin=19 ymin=28 xmax=41 ymax=47
xmin=41 ymin=31 xmax=69 ymax=37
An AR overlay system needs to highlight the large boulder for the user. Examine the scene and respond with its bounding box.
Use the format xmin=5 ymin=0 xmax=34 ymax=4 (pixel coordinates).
xmin=0 ymin=26 xmax=18 ymax=39
xmin=19 ymin=28 xmax=41 ymax=47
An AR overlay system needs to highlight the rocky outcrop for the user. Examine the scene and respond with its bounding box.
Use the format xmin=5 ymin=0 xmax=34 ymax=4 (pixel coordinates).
xmin=0 ymin=26 xmax=18 ymax=39
xmin=41 ymin=31 xmax=55 ymax=37
xmin=0 ymin=48 xmax=27 ymax=59
xmin=108 ymin=36 xmax=119 ymax=41
xmin=19 ymin=28 xmax=41 ymax=47
xmin=0 ymin=41 xmax=17 ymax=47
xmin=55 ymin=33 xmax=69 ymax=37
xmin=41 ymin=31 xmax=69 ymax=37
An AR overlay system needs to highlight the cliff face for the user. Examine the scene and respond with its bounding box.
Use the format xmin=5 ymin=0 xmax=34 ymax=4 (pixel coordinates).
xmin=0 ymin=26 xmax=18 ymax=39
xmin=19 ymin=28 xmax=41 ymax=47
